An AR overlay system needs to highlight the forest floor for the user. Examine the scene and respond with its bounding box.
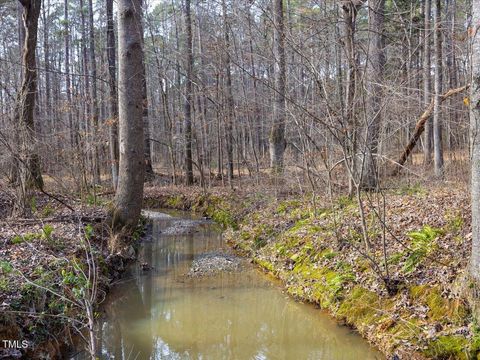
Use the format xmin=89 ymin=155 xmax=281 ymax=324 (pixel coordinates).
xmin=0 ymin=176 xmax=478 ymax=359
xmin=0 ymin=182 xmax=144 ymax=359
xmin=144 ymin=181 xmax=478 ymax=360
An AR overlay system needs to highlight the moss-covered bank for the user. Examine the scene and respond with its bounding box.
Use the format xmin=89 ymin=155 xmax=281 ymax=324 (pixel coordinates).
xmin=144 ymin=185 xmax=478 ymax=360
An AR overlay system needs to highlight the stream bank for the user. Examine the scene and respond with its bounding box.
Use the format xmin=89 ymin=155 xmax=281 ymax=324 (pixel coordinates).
xmin=144 ymin=184 xmax=479 ymax=360
xmin=0 ymin=191 xmax=144 ymax=359
xmin=73 ymin=208 xmax=382 ymax=359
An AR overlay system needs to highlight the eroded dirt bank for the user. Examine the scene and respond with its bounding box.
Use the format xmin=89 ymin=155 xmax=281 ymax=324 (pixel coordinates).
xmin=0 ymin=191 xmax=143 ymax=359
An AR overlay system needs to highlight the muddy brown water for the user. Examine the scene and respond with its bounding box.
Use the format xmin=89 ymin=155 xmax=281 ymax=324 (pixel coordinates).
xmin=74 ymin=210 xmax=383 ymax=360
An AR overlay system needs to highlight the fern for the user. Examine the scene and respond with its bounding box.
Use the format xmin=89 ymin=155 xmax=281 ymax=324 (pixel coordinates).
xmin=402 ymin=226 xmax=442 ymax=274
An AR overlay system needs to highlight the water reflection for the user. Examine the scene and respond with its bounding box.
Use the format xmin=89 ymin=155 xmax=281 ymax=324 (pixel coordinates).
xmin=82 ymin=213 xmax=383 ymax=360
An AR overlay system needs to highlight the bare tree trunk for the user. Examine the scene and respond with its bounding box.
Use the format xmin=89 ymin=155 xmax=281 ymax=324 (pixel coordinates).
xmin=88 ymin=0 xmax=100 ymax=184
xmin=141 ymin=12 xmax=153 ymax=177
xmin=342 ymin=0 xmax=364 ymax=194
xmin=106 ymin=0 xmax=119 ymax=189
xmin=183 ymin=0 xmax=194 ymax=185
xmin=143 ymin=68 xmax=154 ymax=177
xmin=13 ymin=0 xmax=44 ymax=216
xmin=445 ymin=0 xmax=457 ymax=151
xmin=361 ymin=0 xmax=385 ymax=190
xmin=42 ymin=0 xmax=52 ymax=133
xmin=269 ymin=0 xmax=287 ymax=173
xmin=433 ymin=0 xmax=444 ymax=177
xmin=112 ymin=0 xmax=145 ymax=230
xmin=423 ymin=0 xmax=433 ymax=165
xmin=64 ymin=0 xmax=75 ymax=148
xmin=221 ymin=0 xmax=234 ymax=184
xmin=79 ymin=0 xmax=91 ymax=189
xmin=470 ymin=0 xmax=480 ymax=281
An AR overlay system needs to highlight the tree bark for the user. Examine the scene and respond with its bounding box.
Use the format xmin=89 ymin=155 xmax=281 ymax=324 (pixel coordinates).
xmin=183 ymin=0 xmax=194 ymax=185
xmin=470 ymin=0 xmax=480 ymax=281
xmin=106 ymin=0 xmax=119 ymax=189
xmin=433 ymin=0 xmax=444 ymax=177
xmin=143 ymin=67 xmax=154 ymax=177
xmin=361 ymin=0 xmax=385 ymax=190
xmin=341 ymin=0 xmax=364 ymax=193
xmin=112 ymin=0 xmax=145 ymax=230
xmin=222 ymin=0 xmax=234 ymax=184
xmin=88 ymin=0 xmax=100 ymax=184
xmin=423 ymin=0 xmax=433 ymax=165
xmin=13 ymin=0 xmax=44 ymax=216
xmin=269 ymin=0 xmax=287 ymax=173
xmin=42 ymin=0 xmax=52 ymax=133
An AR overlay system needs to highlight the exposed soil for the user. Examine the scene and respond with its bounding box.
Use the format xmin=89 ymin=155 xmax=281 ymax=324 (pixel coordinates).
xmin=0 ymin=190 xmax=141 ymax=359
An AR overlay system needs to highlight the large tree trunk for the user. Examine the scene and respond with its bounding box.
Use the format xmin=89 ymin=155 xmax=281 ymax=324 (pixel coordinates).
xmin=79 ymin=0 xmax=91 ymax=188
xmin=64 ymin=0 xmax=75 ymax=148
xmin=445 ymin=0 xmax=457 ymax=151
xmin=183 ymin=0 xmax=194 ymax=185
xmin=13 ymin=0 xmax=44 ymax=216
xmin=470 ymin=0 xmax=480 ymax=281
xmin=341 ymin=0 xmax=364 ymax=194
xmin=433 ymin=0 xmax=444 ymax=177
xmin=88 ymin=0 xmax=101 ymax=184
xmin=360 ymin=0 xmax=385 ymax=190
xmin=269 ymin=0 xmax=287 ymax=173
xmin=423 ymin=0 xmax=433 ymax=165
xmin=141 ymin=12 xmax=153 ymax=177
xmin=106 ymin=0 xmax=119 ymax=189
xmin=42 ymin=0 xmax=51 ymax=133
xmin=112 ymin=0 xmax=145 ymax=230
xmin=222 ymin=0 xmax=234 ymax=184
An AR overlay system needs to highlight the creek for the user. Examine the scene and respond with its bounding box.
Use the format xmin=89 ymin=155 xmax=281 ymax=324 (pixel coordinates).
xmin=74 ymin=210 xmax=383 ymax=359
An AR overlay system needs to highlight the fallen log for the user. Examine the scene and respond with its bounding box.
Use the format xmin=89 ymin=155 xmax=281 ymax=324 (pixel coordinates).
xmin=391 ymin=84 xmax=469 ymax=176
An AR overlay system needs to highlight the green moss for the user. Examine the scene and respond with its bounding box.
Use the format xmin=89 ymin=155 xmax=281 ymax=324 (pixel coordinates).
xmin=250 ymin=224 xmax=275 ymax=249
xmin=293 ymin=262 xmax=325 ymax=280
xmin=409 ymin=285 xmax=468 ymax=325
xmin=387 ymin=318 xmax=423 ymax=345
xmin=290 ymin=207 xmax=315 ymax=220
xmin=424 ymin=335 xmax=472 ymax=359
xmin=240 ymin=230 xmax=251 ymax=241
xmin=287 ymin=284 xmax=307 ymax=298
xmin=337 ymin=286 xmax=381 ymax=325
xmin=290 ymin=261 xmax=355 ymax=308
xmin=276 ymin=200 xmax=301 ymax=214
xmin=254 ymin=258 xmax=275 ymax=273
xmin=166 ymin=195 xmax=184 ymax=208
xmin=289 ymin=218 xmax=313 ymax=232
xmin=207 ymin=207 xmax=238 ymax=230
xmin=315 ymin=248 xmax=337 ymax=260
